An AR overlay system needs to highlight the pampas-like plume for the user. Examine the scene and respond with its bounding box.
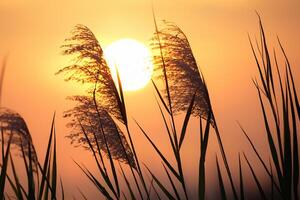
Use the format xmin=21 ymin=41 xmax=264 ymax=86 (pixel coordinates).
xmin=150 ymin=21 xmax=211 ymax=120
xmin=56 ymin=25 xmax=126 ymax=124
xmin=64 ymin=95 xmax=136 ymax=168
xmin=0 ymin=107 xmax=37 ymax=163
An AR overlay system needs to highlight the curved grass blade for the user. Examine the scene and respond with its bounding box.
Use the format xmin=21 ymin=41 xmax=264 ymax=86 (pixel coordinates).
xmin=198 ymin=111 xmax=211 ymax=200
xmin=135 ymin=120 xmax=180 ymax=181
xmin=179 ymin=92 xmax=196 ymax=150
xmin=238 ymin=154 xmax=244 ymax=200
xmin=216 ymin=156 xmax=227 ymax=200
xmin=243 ymin=153 xmax=267 ymax=200
xmin=145 ymin=165 xmax=176 ymax=200
xmin=0 ymin=133 xmax=13 ymax=199
xmin=162 ymin=164 xmax=180 ymax=200
xmin=38 ymin=114 xmax=55 ymax=200
xmin=120 ymin=164 xmax=136 ymax=200
xmin=51 ymin=130 xmax=57 ymax=200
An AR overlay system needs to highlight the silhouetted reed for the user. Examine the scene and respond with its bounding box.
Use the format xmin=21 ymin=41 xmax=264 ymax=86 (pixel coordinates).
xmin=0 ymin=107 xmax=37 ymax=164
xmin=150 ymin=21 xmax=211 ymax=120
xmin=56 ymin=24 xmax=126 ymax=124
xmin=64 ymin=95 xmax=136 ymax=168
xmin=57 ymin=24 xmax=149 ymax=199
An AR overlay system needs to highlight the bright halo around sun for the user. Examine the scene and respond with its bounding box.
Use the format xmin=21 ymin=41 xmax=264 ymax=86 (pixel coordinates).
xmin=104 ymin=39 xmax=153 ymax=91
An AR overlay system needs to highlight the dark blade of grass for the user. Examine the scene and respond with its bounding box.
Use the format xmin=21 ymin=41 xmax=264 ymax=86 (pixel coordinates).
xmin=115 ymin=65 xmax=127 ymax=125
xmin=258 ymin=21 xmax=285 ymax=168
xmin=0 ymin=133 xmax=13 ymax=199
xmin=277 ymin=38 xmax=300 ymax=119
xmin=36 ymin=161 xmax=55 ymax=197
xmin=1 ymin=131 xmax=4 ymax=161
xmin=146 ymin=179 xmax=154 ymax=200
xmin=179 ymin=92 xmax=196 ymax=150
xmin=44 ymin=153 xmax=52 ymax=200
xmin=145 ymin=165 xmax=176 ymax=200
xmin=9 ymin=154 xmax=24 ymax=200
xmin=248 ymin=35 xmax=268 ymax=96
xmin=0 ymin=132 xmax=13 ymax=199
xmin=238 ymin=122 xmax=281 ymax=192
xmin=78 ymin=119 xmax=117 ymax=198
xmin=73 ymin=160 xmax=113 ymax=200
xmin=4 ymin=169 xmax=27 ymax=199
xmin=122 ymin=192 xmax=128 ymax=200
xmin=120 ymin=164 xmax=136 ymax=200
xmin=289 ymin=84 xmax=299 ymax=200
xmin=135 ymin=120 xmax=180 ymax=181
xmin=198 ymin=111 xmax=211 ymax=200
xmin=200 ymin=77 xmax=238 ymax=200
xmin=77 ymin=187 xmax=88 ymax=200
xmin=243 ymin=153 xmax=267 ymax=200
xmin=154 ymin=97 xmax=176 ymax=161
xmin=282 ymin=73 xmax=292 ymax=199
xmin=216 ymin=156 xmax=227 ymax=200
xmin=27 ymin=140 xmax=35 ymax=200
xmin=238 ymin=154 xmax=244 ymax=200
xmin=51 ymin=129 xmax=57 ymax=200
xmin=152 ymin=80 xmax=171 ymax=115
xmin=151 ymin=178 xmax=162 ymax=200
xmin=162 ymin=164 xmax=180 ymax=200
xmin=60 ymin=178 xmax=64 ymax=200
xmin=259 ymin=17 xmax=277 ymax=99
xmin=269 ymin=160 xmax=274 ymax=200
xmin=38 ymin=115 xmax=55 ymax=200
xmin=124 ymin=126 xmax=147 ymax=199
xmin=151 ymin=6 xmax=172 ymax=115
xmin=287 ymin=71 xmax=298 ymax=199
xmin=254 ymin=82 xmax=283 ymax=186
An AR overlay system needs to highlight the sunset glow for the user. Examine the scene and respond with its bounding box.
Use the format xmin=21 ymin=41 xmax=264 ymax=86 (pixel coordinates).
xmin=104 ymin=39 xmax=153 ymax=91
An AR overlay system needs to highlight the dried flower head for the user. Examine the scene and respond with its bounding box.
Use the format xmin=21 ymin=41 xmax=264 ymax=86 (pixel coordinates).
xmin=56 ymin=24 xmax=125 ymax=124
xmin=0 ymin=107 xmax=37 ymax=163
xmin=64 ymin=95 xmax=135 ymax=168
xmin=150 ymin=21 xmax=211 ymax=120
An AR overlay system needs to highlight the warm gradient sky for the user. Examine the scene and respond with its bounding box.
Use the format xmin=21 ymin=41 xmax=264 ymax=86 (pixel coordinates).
xmin=0 ymin=0 xmax=300 ymax=199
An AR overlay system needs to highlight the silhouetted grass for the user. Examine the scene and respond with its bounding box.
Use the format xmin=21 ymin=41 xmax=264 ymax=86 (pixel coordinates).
xmin=0 ymin=13 xmax=298 ymax=200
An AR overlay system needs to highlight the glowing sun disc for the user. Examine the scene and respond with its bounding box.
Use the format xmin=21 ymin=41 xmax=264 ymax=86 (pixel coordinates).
xmin=104 ymin=39 xmax=153 ymax=91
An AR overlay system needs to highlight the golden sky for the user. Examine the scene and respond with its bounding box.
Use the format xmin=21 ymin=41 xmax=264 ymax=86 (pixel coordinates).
xmin=0 ymin=0 xmax=299 ymax=198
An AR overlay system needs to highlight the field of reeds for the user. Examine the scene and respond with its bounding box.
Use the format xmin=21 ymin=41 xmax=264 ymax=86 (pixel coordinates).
xmin=0 ymin=13 xmax=299 ymax=200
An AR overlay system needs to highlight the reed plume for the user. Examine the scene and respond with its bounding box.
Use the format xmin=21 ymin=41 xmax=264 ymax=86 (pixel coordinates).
xmin=150 ymin=21 xmax=211 ymax=120
xmin=56 ymin=24 xmax=126 ymax=124
xmin=64 ymin=95 xmax=136 ymax=168
xmin=0 ymin=107 xmax=37 ymax=164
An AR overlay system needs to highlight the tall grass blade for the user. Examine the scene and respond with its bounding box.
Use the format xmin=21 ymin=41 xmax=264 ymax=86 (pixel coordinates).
xmin=135 ymin=120 xmax=180 ymax=180
xmin=120 ymin=164 xmax=136 ymax=200
xmin=9 ymin=154 xmax=24 ymax=200
xmin=145 ymin=165 xmax=176 ymax=200
xmin=238 ymin=122 xmax=281 ymax=193
xmin=179 ymin=92 xmax=196 ymax=150
xmin=238 ymin=154 xmax=244 ymax=200
xmin=38 ymin=115 xmax=55 ymax=200
xmin=198 ymin=111 xmax=211 ymax=200
xmin=73 ymin=161 xmax=113 ymax=200
xmin=51 ymin=129 xmax=57 ymax=200
xmin=243 ymin=153 xmax=267 ymax=200
xmin=0 ymin=133 xmax=13 ymax=199
xmin=216 ymin=157 xmax=227 ymax=200
xmin=162 ymin=164 xmax=180 ymax=200
xmin=152 ymin=80 xmax=171 ymax=115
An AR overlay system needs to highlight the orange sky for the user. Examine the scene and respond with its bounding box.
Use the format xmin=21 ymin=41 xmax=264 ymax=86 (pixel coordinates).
xmin=0 ymin=0 xmax=300 ymax=198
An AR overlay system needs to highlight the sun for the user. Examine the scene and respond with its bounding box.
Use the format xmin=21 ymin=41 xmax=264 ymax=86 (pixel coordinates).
xmin=104 ymin=39 xmax=153 ymax=91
